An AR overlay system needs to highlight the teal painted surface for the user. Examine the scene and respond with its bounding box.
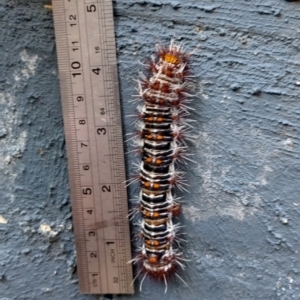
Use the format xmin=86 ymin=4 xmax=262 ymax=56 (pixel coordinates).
xmin=0 ymin=0 xmax=300 ymax=299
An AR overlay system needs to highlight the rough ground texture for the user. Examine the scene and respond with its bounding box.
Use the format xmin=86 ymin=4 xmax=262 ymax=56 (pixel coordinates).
xmin=0 ymin=0 xmax=300 ymax=299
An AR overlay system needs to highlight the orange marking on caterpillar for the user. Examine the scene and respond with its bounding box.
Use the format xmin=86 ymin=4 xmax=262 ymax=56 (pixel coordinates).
xmin=163 ymin=53 xmax=181 ymax=65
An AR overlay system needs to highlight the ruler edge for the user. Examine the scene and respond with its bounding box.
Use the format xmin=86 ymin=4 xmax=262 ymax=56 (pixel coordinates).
xmin=52 ymin=0 xmax=134 ymax=294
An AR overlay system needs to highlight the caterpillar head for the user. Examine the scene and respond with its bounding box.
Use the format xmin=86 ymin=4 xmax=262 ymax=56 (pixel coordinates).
xmin=162 ymin=52 xmax=181 ymax=65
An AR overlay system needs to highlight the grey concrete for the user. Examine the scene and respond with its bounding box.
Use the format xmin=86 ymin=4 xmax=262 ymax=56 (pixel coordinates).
xmin=0 ymin=0 xmax=300 ymax=299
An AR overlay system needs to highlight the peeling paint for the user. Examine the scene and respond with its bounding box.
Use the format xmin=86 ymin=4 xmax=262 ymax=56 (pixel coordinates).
xmin=0 ymin=92 xmax=27 ymax=174
xmin=0 ymin=215 xmax=8 ymax=224
xmin=39 ymin=223 xmax=58 ymax=239
xmin=14 ymin=50 xmax=40 ymax=81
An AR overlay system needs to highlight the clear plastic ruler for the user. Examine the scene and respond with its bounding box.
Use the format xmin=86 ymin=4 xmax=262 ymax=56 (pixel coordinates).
xmin=52 ymin=0 xmax=133 ymax=294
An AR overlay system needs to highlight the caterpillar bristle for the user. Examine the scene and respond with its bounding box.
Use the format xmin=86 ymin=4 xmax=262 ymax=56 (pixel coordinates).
xmin=163 ymin=274 xmax=168 ymax=293
xmin=140 ymin=273 xmax=147 ymax=292
xmin=128 ymin=40 xmax=194 ymax=292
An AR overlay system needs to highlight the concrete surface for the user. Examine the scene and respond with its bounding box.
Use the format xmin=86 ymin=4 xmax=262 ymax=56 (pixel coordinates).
xmin=0 ymin=0 xmax=300 ymax=299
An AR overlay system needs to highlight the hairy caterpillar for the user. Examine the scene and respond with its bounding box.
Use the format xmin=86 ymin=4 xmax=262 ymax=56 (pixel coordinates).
xmin=128 ymin=40 xmax=194 ymax=293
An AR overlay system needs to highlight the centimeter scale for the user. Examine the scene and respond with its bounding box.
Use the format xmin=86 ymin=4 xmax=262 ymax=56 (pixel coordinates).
xmin=52 ymin=0 xmax=134 ymax=294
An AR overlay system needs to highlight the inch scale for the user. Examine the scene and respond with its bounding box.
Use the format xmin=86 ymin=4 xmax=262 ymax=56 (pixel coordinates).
xmin=52 ymin=0 xmax=133 ymax=294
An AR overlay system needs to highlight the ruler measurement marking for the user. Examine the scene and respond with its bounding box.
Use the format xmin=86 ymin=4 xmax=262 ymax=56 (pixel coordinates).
xmin=77 ymin=1 xmax=104 ymax=291
xmin=106 ymin=10 xmax=123 ymax=293
xmin=96 ymin=15 xmax=119 ymax=293
xmin=56 ymin=3 xmax=91 ymax=288
xmin=58 ymin=0 xmax=87 ymax=289
xmin=68 ymin=2 xmax=89 ymax=286
xmin=101 ymin=1 xmax=121 ymax=288
xmin=53 ymin=0 xmax=133 ymax=294
xmin=83 ymin=4 xmax=111 ymax=291
xmin=85 ymin=5 xmax=108 ymax=289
